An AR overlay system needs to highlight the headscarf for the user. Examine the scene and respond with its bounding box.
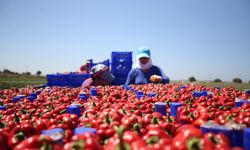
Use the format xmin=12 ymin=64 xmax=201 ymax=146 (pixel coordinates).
xmin=134 ymin=47 xmax=153 ymax=69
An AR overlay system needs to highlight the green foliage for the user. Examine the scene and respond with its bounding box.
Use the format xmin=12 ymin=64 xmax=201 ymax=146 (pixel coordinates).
xmin=3 ymin=69 xmax=18 ymax=75
xmin=36 ymin=70 xmax=42 ymax=76
xmin=172 ymin=80 xmax=250 ymax=91
xmin=233 ymin=78 xmax=242 ymax=83
xmin=0 ymin=75 xmax=46 ymax=89
xmin=23 ymin=72 xmax=31 ymax=76
xmin=214 ymin=78 xmax=222 ymax=83
xmin=188 ymin=76 xmax=196 ymax=82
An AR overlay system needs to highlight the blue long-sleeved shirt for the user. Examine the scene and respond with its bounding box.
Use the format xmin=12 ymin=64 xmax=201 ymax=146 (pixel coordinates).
xmin=125 ymin=65 xmax=170 ymax=85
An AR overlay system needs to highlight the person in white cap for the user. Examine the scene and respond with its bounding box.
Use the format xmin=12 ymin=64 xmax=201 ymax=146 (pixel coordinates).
xmin=81 ymin=64 xmax=115 ymax=87
xmin=78 ymin=59 xmax=91 ymax=74
xmin=125 ymin=47 xmax=169 ymax=85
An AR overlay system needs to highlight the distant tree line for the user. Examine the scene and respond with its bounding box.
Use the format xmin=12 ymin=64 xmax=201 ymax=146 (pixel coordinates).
xmin=0 ymin=69 xmax=42 ymax=76
xmin=188 ymin=76 xmax=249 ymax=84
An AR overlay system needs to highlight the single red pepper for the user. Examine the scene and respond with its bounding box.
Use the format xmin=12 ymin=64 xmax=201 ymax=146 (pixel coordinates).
xmin=143 ymin=128 xmax=172 ymax=150
xmin=64 ymin=132 xmax=102 ymax=150
xmin=13 ymin=135 xmax=62 ymax=150
xmin=172 ymin=126 xmax=202 ymax=150
xmin=104 ymin=126 xmax=147 ymax=150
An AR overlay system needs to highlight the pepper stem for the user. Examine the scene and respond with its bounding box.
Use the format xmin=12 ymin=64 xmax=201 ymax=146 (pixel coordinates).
xmin=186 ymin=137 xmax=201 ymax=150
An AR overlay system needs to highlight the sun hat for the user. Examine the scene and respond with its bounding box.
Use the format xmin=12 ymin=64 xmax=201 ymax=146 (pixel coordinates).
xmin=136 ymin=47 xmax=151 ymax=59
xmin=85 ymin=59 xmax=92 ymax=64
xmin=90 ymin=64 xmax=108 ymax=75
xmin=90 ymin=64 xmax=115 ymax=83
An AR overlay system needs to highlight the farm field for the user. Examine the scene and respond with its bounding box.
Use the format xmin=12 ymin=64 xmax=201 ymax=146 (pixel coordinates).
xmin=173 ymin=81 xmax=250 ymax=91
xmin=0 ymin=75 xmax=46 ymax=89
xmin=1 ymin=74 xmax=250 ymax=91
xmin=0 ymin=82 xmax=249 ymax=149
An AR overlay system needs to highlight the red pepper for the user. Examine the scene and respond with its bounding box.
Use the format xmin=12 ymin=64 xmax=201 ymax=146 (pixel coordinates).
xmin=104 ymin=126 xmax=147 ymax=150
xmin=172 ymin=125 xmax=202 ymax=150
xmin=202 ymin=133 xmax=230 ymax=150
xmin=8 ymin=123 xmax=37 ymax=148
xmin=143 ymin=128 xmax=172 ymax=150
xmin=35 ymin=119 xmax=50 ymax=133
xmin=159 ymin=121 xmax=178 ymax=136
xmin=0 ymin=131 xmax=10 ymax=150
xmin=64 ymin=132 xmax=102 ymax=150
xmin=53 ymin=114 xmax=78 ymax=130
xmin=192 ymin=117 xmax=208 ymax=127
xmin=13 ymin=135 xmax=62 ymax=150
xmin=177 ymin=106 xmax=197 ymax=124
xmin=122 ymin=115 xmax=144 ymax=134
xmin=143 ymin=112 xmax=163 ymax=125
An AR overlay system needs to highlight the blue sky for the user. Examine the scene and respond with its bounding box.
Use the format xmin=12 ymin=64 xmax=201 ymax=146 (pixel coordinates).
xmin=0 ymin=0 xmax=249 ymax=82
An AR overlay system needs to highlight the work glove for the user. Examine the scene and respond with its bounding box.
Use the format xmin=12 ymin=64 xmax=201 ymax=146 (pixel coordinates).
xmin=150 ymin=75 xmax=162 ymax=83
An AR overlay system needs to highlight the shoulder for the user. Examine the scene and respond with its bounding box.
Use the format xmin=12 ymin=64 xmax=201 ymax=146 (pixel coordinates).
xmin=127 ymin=68 xmax=141 ymax=77
xmin=129 ymin=67 xmax=140 ymax=73
xmin=151 ymin=65 xmax=161 ymax=70
xmin=82 ymin=78 xmax=93 ymax=87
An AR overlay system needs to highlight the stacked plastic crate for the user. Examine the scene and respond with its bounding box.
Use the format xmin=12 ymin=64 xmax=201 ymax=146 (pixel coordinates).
xmin=89 ymin=59 xmax=110 ymax=71
xmin=47 ymin=73 xmax=90 ymax=87
xmin=68 ymin=74 xmax=90 ymax=87
xmin=111 ymin=52 xmax=133 ymax=85
xmin=47 ymin=74 xmax=69 ymax=86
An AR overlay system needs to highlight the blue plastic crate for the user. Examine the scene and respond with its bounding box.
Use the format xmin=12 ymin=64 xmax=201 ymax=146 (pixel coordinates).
xmin=235 ymin=100 xmax=250 ymax=107
xmin=36 ymin=90 xmax=42 ymax=95
xmin=175 ymin=86 xmax=187 ymax=91
xmin=112 ymin=79 xmax=127 ymax=85
xmin=113 ymin=73 xmax=128 ymax=79
xmin=68 ymin=74 xmax=90 ymax=87
xmin=47 ymin=74 xmax=69 ymax=86
xmin=136 ymin=91 xmax=144 ymax=99
xmin=112 ymin=73 xmax=128 ymax=85
xmin=0 ymin=105 xmax=6 ymax=110
xmin=26 ymin=93 xmax=37 ymax=102
xmin=231 ymin=130 xmax=244 ymax=147
xmin=66 ymin=105 xmax=81 ymax=118
xmin=244 ymin=89 xmax=250 ymax=95
xmin=155 ymin=102 xmax=167 ymax=116
xmin=73 ymin=127 xmax=96 ymax=135
xmin=90 ymin=88 xmax=98 ymax=96
xmin=147 ymin=92 xmax=156 ymax=97
xmin=26 ymin=96 xmax=36 ymax=102
xmin=78 ymin=93 xmax=87 ymax=101
xmin=111 ymin=52 xmax=133 ymax=62
xmin=41 ymin=128 xmax=63 ymax=143
xmin=244 ymin=128 xmax=250 ymax=150
xmin=111 ymin=61 xmax=132 ymax=74
xmin=201 ymin=125 xmax=232 ymax=140
xmin=89 ymin=59 xmax=110 ymax=70
xmin=123 ymin=85 xmax=135 ymax=91
xmin=112 ymin=78 xmax=127 ymax=85
xmin=215 ymin=86 xmax=221 ymax=90
xmin=12 ymin=95 xmax=26 ymax=103
xmin=29 ymin=93 xmax=37 ymax=97
xmin=192 ymin=91 xmax=208 ymax=98
xmin=111 ymin=52 xmax=133 ymax=74
xmin=170 ymin=102 xmax=182 ymax=117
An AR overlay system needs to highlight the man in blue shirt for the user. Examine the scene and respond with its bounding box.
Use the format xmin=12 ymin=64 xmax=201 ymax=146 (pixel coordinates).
xmin=125 ymin=47 xmax=170 ymax=85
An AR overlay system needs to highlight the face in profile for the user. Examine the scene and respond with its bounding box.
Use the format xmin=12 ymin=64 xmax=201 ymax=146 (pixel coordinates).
xmin=139 ymin=57 xmax=149 ymax=64
xmin=92 ymin=73 xmax=110 ymax=86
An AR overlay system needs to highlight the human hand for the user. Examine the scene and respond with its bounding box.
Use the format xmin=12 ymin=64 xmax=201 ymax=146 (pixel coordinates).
xmin=150 ymin=75 xmax=162 ymax=83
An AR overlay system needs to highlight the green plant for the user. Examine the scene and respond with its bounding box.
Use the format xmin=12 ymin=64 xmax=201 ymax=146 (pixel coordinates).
xmin=214 ymin=79 xmax=222 ymax=83
xmin=36 ymin=70 xmax=42 ymax=76
xmin=188 ymin=76 xmax=196 ymax=82
xmin=233 ymin=78 xmax=242 ymax=83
